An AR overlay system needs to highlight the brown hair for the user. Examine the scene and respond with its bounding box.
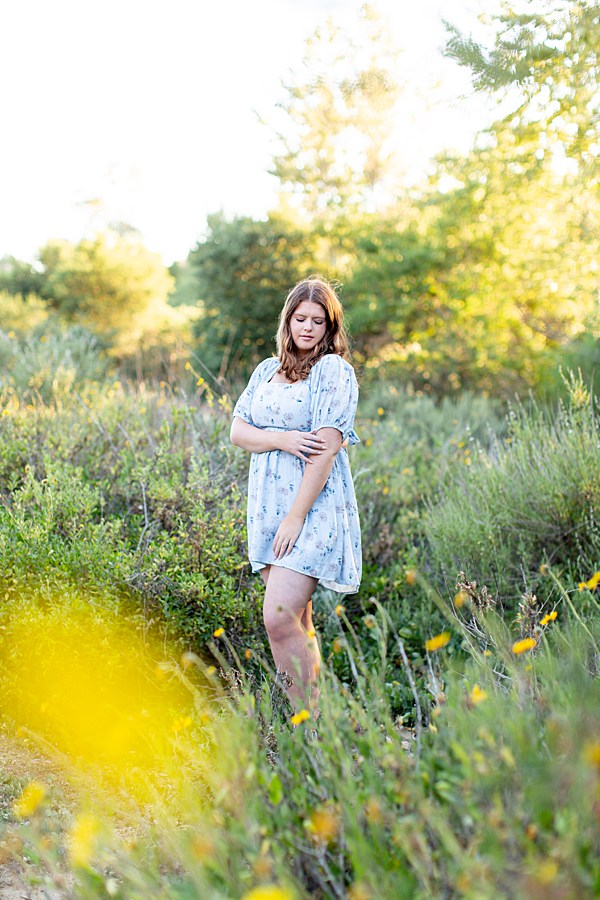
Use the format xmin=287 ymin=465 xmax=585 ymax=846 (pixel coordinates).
xmin=276 ymin=277 xmax=350 ymax=382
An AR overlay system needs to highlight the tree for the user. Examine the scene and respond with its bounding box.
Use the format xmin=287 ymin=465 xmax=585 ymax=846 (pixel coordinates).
xmin=188 ymin=213 xmax=321 ymax=379
xmin=444 ymin=0 xmax=600 ymax=173
xmin=270 ymin=3 xmax=401 ymax=217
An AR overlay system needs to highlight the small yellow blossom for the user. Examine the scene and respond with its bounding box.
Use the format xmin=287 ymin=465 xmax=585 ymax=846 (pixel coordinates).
xmin=291 ymin=709 xmax=310 ymax=726
xmin=512 ymin=637 xmax=537 ymax=654
xmin=213 ymin=627 xmax=225 ymax=638
xmin=245 ymin=648 xmax=253 ymax=660
xmin=579 ymin=571 xmax=600 ymax=591
xmin=307 ymin=805 xmax=340 ymax=844
xmin=12 ymin=782 xmax=46 ymax=818
xmin=454 ymin=590 xmax=468 ymax=608
xmin=185 ymin=361 xmax=192 ymax=370
xmin=206 ymin=665 xmax=217 ymax=676
xmin=540 ymin=610 xmax=558 ymax=626
xmin=334 ymin=604 xmax=345 ymax=617
xmin=405 ymin=569 xmax=417 ymax=586
xmin=425 ymin=632 xmax=451 ymax=652
xmin=377 ymin=407 xmax=384 ymax=416
xmin=364 ymin=615 xmax=376 ymax=629
xmin=242 ymin=886 xmax=294 ymax=900
xmin=172 ymin=715 xmax=192 ymax=733
xmin=365 ymin=438 xmax=373 ymax=447
xmin=332 ymin=637 xmax=344 ymax=653
xmin=583 ymin=742 xmax=600 ymax=769
xmin=539 ymin=564 xmax=549 ymax=575
xmin=470 ymin=684 xmax=487 ymax=705
xmin=68 ymin=813 xmax=100 ymax=868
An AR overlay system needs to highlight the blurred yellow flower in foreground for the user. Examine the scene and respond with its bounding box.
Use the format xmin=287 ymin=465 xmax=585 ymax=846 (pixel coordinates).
xmin=307 ymin=805 xmax=340 ymax=844
xmin=405 ymin=569 xmax=417 ymax=586
xmin=245 ymin=648 xmax=253 ymax=659
xmin=583 ymin=742 xmax=600 ymax=769
xmin=213 ymin=627 xmax=225 ymax=638
xmin=425 ymin=632 xmax=450 ymax=652
xmin=12 ymin=781 xmax=46 ymax=818
xmin=454 ymin=590 xmax=468 ymax=608
xmin=242 ymin=885 xmax=295 ymax=900
xmin=334 ymin=604 xmax=345 ymax=616
xmin=512 ymin=637 xmax=537 ymax=654
xmin=540 ymin=611 xmax=558 ymax=626
xmin=291 ymin=709 xmax=310 ymax=726
xmin=579 ymin=571 xmax=600 ymax=591
xmin=470 ymin=684 xmax=487 ymax=705
xmin=68 ymin=813 xmax=101 ymax=868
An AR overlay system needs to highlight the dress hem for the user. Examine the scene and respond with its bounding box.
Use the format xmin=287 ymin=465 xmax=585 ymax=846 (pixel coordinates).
xmin=251 ymin=560 xmax=360 ymax=595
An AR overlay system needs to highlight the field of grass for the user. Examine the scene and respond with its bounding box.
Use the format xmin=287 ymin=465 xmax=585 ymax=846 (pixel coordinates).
xmin=0 ymin=343 xmax=598 ymax=898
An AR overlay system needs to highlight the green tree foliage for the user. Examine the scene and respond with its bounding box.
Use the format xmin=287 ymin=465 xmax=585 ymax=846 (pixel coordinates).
xmin=189 ymin=213 xmax=320 ymax=379
xmin=444 ymin=0 xmax=600 ymax=172
xmin=270 ymin=3 xmax=400 ymax=217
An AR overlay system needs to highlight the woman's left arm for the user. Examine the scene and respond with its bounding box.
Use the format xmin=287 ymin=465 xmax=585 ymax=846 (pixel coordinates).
xmin=272 ymin=427 xmax=342 ymax=559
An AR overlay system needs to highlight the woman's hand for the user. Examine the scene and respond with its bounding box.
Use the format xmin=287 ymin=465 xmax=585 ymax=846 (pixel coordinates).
xmin=273 ymin=512 xmax=305 ymax=559
xmin=278 ymin=430 xmax=327 ymax=464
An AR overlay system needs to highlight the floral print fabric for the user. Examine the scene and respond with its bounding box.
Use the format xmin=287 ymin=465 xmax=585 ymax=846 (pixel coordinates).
xmin=233 ymin=354 xmax=362 ymax=593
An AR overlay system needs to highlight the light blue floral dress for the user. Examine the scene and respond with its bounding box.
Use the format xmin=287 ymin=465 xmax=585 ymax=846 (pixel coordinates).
xmin=233 ymin=354 xmax=362 ymax=593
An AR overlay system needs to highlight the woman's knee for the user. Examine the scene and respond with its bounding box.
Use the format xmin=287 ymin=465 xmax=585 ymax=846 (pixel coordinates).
xmin=263 ymin=601 xmax=298 ymax=643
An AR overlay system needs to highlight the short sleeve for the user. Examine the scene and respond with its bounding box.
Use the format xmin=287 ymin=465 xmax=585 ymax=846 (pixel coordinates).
xmin=232 ymin=358 xmax=279 ymax=425
xmin=309 ymin=355 xmax=360 ymax=445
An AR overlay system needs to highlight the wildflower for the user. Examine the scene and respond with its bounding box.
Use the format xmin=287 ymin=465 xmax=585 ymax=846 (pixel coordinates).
xmin=405 ymin=569 xmax=417 ymax=586
xmin=364 ymin=797 xmax=384 ymax=825
xmin=332 ymin=637 xmax=344 ymax=653
xmin=365 ymin=438 xmax=373 ymax=447
xmin=382 ymin=485 xmax=389 ymax=494
xmin=470 ymin=684 xmax=487 ymax=705
xmin=539 ymin=564 xmax=549 ymax=576
xmin=213 ymin=627 xmax=225 ymax=638
xmin=512 ymin=637 xmax=537 ymax=654
xmin=68 ymin=813 xmax=100 ymax=868
xmin=377 ymin=407 xmax=384 ymax=416
xmin=425 ymin=632 xmax=450 ymax=652
xmin=334 ymin=604 xmax=345 ymax=617
xmin=579 ymin=571 xmax=600 ymax=591
xmin=307 ymin=805 xmax=340 ymax=844
xmin=454 ymin=590 xmax=468 ymax=608
xmin=172 ymin=716 xmax=192 ymax=733
xmin=12 ymin=782 xmax=46 ymax=818
xmin=364 ymin=615 xmax=376 ymax=629
xmin=185 ymin=361 xmax=192 ymax=370
xmin=242 ymin=886 xmax=294 ymax=900
xmin=291 ymin=709 xmax=310 ymax=726
xmin=583 ymin=742 xmax=600 ymax=769
xmin=206 ymin=666 xmax=217 ymax=676
xmin=540 ymin=611 xmax=558 ymax=626
xmin=245 ymin=649 xmax=253 ymax=660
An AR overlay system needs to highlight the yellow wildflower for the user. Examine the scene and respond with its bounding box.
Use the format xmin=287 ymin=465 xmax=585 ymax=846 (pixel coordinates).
xmin=583 ymin=742 xmax=600 ymax=769
xmin=213 ymin=627 xmax=225 ymax=638
xmin=68 ymin=813 xmax=100 ymax=868
xmin=245 ymin=648 xmax=253 ymax=660
xmin=405 ymin=569 xmax=417 ymax=586
xmin=334 ymin=604 xmax=345 ymax=617
xmin=12 ymin=781 xmax=46 ymax=819
xmin=364 ymin=615 xmax=376 ymax=629
xmin=332 ymin=637 xmax=344 ymax=653
xmin=242 ymin=886 xmax=294 ymax=900
xmin=377 ymin=407 xmax=384 ymax=416
xmin=454 ymin=590 xmax=468 ymax=608
xmin=539 ymin=564 xmax=549 ymax=575
xmin=470 ymin=684 xmax=487 ymax=705
xmin=425 ymin=632 xmax=451 ymax=652
xmin=512 ymin=637 xmax=537 ymax=654
xmin=540 ymin=611 xmax=558 ymax=626
xmin=307 ymin=805 xmax=340 ymax=844
xmin=579 ymin=571 xmax=600 ymax=591
xmin=291 ymin=709 xmax=310 ymax=726
xmin=206 ymin=665 xmax=217 ymax=676
xmin=184 ymin=361 xmax=192 ymax=370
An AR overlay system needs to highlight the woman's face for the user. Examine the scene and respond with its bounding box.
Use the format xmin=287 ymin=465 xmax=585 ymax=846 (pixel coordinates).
xmin=289 ymin=300 xmax=328 ymax=357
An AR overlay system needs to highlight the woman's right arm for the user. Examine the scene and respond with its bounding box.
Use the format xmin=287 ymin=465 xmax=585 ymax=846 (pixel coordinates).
xmin=230 ymin=418 xmax=326 ymax=463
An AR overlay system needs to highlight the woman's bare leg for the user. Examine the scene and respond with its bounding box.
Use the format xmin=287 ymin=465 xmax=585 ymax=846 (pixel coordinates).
xmin=263 ymin=566 xmax=319 ymax=710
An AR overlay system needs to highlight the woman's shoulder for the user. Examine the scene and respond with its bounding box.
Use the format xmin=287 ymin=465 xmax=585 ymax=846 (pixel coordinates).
xmin=251 ymin=357 xmax=280 ymax=378
xmin=311 ymin=354 xmax=355 ymax=376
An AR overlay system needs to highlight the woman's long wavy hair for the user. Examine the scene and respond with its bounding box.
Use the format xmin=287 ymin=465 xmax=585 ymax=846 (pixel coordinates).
xmin=276 ymin=277 xmax=350 ymax=382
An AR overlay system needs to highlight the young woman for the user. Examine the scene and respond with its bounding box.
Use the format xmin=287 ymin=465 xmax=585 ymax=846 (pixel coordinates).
xmin=230 ymin=277 xmax=361 ymax=710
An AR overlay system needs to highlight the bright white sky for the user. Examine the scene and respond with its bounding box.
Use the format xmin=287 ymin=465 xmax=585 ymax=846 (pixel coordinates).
xmin=1 ymin=0 xmax=494 ymax=265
